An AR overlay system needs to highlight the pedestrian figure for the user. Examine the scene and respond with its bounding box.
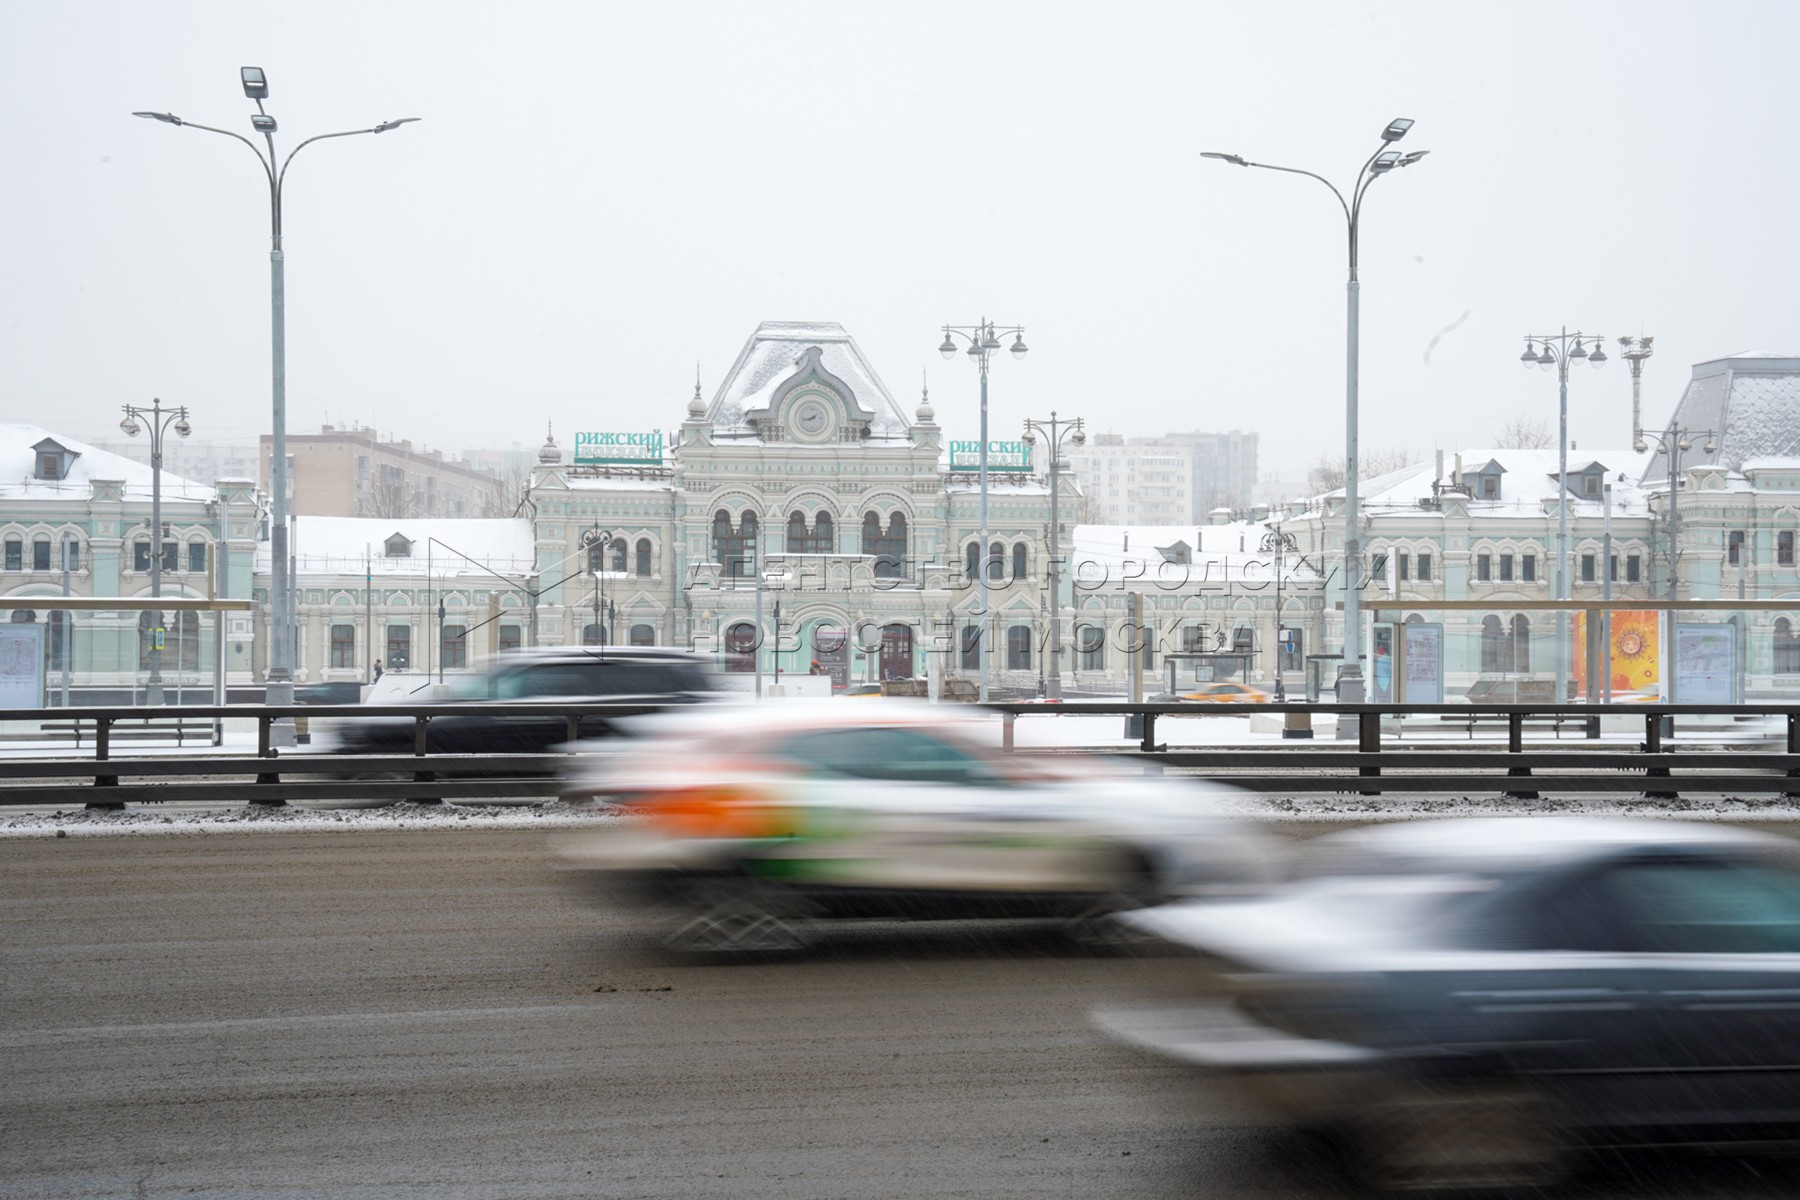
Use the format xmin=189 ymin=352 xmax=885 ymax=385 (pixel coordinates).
xmin=373 ymin=659 xmax=384 ymax=681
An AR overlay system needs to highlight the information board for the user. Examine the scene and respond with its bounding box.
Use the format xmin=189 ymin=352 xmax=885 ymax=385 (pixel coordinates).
xmin=1673 ymin=623 xmax=1736 ymax=704
xmin=0 ymin=623 xmax=46 ymax=708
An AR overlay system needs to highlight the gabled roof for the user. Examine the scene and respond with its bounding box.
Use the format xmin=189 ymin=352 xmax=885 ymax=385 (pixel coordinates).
xmin=1647 ymin=351 xmax=1800 ymax=483
xmin=1 ymin=423 xmax=208 ymax=502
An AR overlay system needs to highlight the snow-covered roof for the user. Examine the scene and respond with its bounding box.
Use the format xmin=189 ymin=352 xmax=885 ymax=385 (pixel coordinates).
xmin=1072 ymin=523 xmax=1321 ymax=586
xmin=0 ymin=423 xmax=211 ymax=503
xmin=706 ymin=322 xmax=911 ymax=438
xmin=266 ymin=516 xmax=537 ymax=578
xmin=1305 ymin=446 xmax=1658 ymax=519
xmin=1648 ymin=352 xmax=1800 ymax=482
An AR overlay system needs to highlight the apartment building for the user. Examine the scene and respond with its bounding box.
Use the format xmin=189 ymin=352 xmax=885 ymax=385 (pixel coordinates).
xmin=1068 ymin=429 xmax=1259 ymax=524
xmin=258 ymin=424 xmax=503 ymax=519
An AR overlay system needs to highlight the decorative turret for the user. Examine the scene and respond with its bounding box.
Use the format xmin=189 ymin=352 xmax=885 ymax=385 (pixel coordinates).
xmin=536 ymin=422 xmax=563 ymax=466
xmin=687 ymin=363 xmax=706 ymax=420
xmin=914 ymin=371 xmax=936 ymax=426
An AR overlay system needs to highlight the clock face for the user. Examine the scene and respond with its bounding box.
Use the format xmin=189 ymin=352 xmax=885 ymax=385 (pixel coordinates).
xmin=794 ymin=400 xmax=829 ymax=436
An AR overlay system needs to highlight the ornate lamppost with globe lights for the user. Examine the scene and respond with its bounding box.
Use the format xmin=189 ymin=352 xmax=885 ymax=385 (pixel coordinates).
xmin=120 ymin=398 xmax=192 ymax=704
xmin=1021 ymin=411 xmax=1083 ymax=699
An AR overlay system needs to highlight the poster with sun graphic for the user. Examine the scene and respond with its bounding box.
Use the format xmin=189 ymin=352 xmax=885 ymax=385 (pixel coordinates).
xmin=1575 ymin=611 xmax=1660 ymax=698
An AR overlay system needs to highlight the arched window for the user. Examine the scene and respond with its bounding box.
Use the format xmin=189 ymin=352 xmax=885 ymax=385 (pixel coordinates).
xmin=988 ymin=541 xmax=1005 ymax=583
xmin=611 ymin=542 xmax=627 ymax=574
xmin=10 ymin=609 xmax=36 ymax=622
xmin=714 ymin=510 xmax=758 ymax=578
xmin=960 ymin=623 xmax=981 ymax=669
xmin=1480 ymin=615 xmax=1508 ymax=673
xmin=2 ymin=536 xmax=20 ymax=572
xmin=965 ymin=540 xmax=980 ymax=580
xmin=1511 ymin=614 xmax=1532 ymax=673
xmin=629 ymin=623 xmax=655 ymax=647
xmin=1777 ymin=618 xmax=1800 ymax=674
xmin=1077 ymin=623 xmax=1106 ymax=670
xmin=725 ymin=622 xmax=758 ymax=672
xmin=187 ymin=540 xmax=208 ymax=573
xmin=32 ymin=536 xmax=51 ymax=572
xmin=635 ymin=538 xmax=652 ymax=577
xmin=864 ymin=511 xmax=906 ymax=578
xmin=787 ymin=510 xmax=832 ymax=555
xmin=1012 ymin=542 xmax=1028 ymax=581
xmin=1006 ymin=624 xmax=1033 ymax=670
xmin=582 ymin=623 xmax=604 ymax=647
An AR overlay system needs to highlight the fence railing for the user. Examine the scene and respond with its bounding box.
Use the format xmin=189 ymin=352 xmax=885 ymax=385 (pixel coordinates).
xmin=0 ymin=700 xmax=1797 ymax=809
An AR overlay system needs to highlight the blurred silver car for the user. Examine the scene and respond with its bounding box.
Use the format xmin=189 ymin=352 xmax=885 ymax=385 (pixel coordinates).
xmin=1097 ymin=817 xmax=1800 ymax=1191
xmin=555 ymin=703 xmax=1272 ymax=952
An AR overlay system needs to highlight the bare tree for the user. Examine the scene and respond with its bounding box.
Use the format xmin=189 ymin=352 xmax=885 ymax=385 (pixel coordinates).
xmin=1493 ymin=414 xmax=1554 ymax=449
xmin=363 ymin=468 xmax=417 ymax=520
xmin=1307 ymin=447 xmax=1416 ymax=495
xmin=488 ymin=460 xmax=531 ymax=518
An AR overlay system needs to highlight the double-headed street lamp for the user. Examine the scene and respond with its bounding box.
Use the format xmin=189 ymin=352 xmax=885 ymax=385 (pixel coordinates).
xmin=120 ymin=398 xmax=192 ymax=705
xmin=939 ymin=319 xmax=1028 ymax=703
xmin=1202 ymin=118 xmax=1428 ymax=703
xmin=1021 ymin=411 xmax=1083 ymax=699
xmin=1519 ymin=329 xmax=1608 ymax=702
xmin=581 ymin=525 xmax=615 ymax=652
xmin=135 ymin=69 xmax=419 ymax=741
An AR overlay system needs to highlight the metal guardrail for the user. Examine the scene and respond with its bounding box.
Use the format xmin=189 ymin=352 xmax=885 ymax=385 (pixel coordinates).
xmin=2 ymin=700 xmax=1798 ymax=810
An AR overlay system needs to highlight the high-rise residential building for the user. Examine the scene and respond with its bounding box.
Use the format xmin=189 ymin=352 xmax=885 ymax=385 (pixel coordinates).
xmin=1067 ymin=429 xmax=1259 ymax=525
xmin=258 ymin=424 xmax=504 ymax=519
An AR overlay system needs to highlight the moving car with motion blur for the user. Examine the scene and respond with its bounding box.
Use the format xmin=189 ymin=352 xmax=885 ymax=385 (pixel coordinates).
xmin=1177 ymin=681 xmax=1269 ymax=703
xmin=315 ymin=647 xmax=718 ymax=758
xmin=1097 ymin=817 xmax=1800 ymax=1192
xmin=555 ymin=704 xmax=1272 ymax=952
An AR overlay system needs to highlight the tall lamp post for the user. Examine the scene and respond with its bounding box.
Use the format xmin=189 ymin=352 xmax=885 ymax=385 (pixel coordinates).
xmin=939 ymin=319 xmax=1028 ymax=703
xmin=1021 ymin=410 xmax=1084 ymax=699
xmin=120 ymin=398 xmax=192 ymax=705
xmin=1636 ymin=420 xmax=1715 ymax=702
xmin=1519 ymin=330 xmax=1608 ymax=702
xmin=1260 ymin=527 xmax=1298 ymax=701
xmin=134 ymin=70 xmax=419 ymax=742
xmin=1202 ymin=118 xmax=1428 ymax=704
xmin=581 ymin=525 xmax=614 ymax=653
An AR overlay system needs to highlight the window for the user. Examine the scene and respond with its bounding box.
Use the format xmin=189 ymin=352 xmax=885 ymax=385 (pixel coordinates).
xmin=1583 ymin=474 xmax=1599 ymax=497
xmin=778 ymin=727 xmax=995 ymax=787
xmin=1416 ymin=553 xmax=1431 ymax=582
xmin=1006 ymin=624 xmax=1032 ymax=670
xmin=1530 ymin=859 xmax=1800 ymax=954
xmin=1728 ymin=529 xmax=1746 ymax=566
xmin=499 ymin=626 xmax=522 ymax=653
xmin=1077 ymin=623 xmax=1105 ymax=670
xmin=988 ymin=541 xmax=1005 ymax=583
xmin=330 ymin=623 xmax=356 ymax=669
xmin=1480 ymin=615 xmax=1508 ymax=673
xmin=1521 ymin=554 xmax=1536 ymax=582
xmin=31 ymin=537 xmax=50 ymax=571
xmin=1182 ymin=625 xmax=1209 ymax=654
xmin=788 ymin=510 xmax=833 ymax=555
xmin=442 ymin=624 xmax=467 ymax=669
xmin=1012 ymin=542 xmax=1028 ymax=581
xmin=965 ymin=541 xmax=980 ymax=581
xmin=384 ymin=534 xmax=412 ymax=558
xmin=1610 ymin=554 xmax=1619 ymax=582
xmin=713 ymin=510 xmax=758 ymax=578
xmin=611 ymin=543 xmax=626 ymax=574
xmin=1626 ymin=554 xmax=1641 ymax=583
xmin=960 ymin=624 xmax=981 ymax=670
xmin=386 ymin=625 xmax=411 ymax=670
xmin=581 ymin=623 xmax=605 ymax=646
xmin=1778 ymin=619 xmax=1800 ymax=674
xmin=162 ymin=541 xmax=178 ymax=573
xmin=1499 ymin=553 xmax=1514 ymax=582
xmin=47 ymin=610 xmax=68 ymax=671
xmin=1476 ymin=553 xmax=1492 ymax=582
xmin=65 ymin=539 xmax=79 ymax=571
xmin=1371 ymin=552 xmax=1388 ymax=581
xmin=629 ymin=623 xmax=654 ymax=647
xmin=188 ymin=541 xmax=207 ymax=573
xmin=35 ymin=450 xmax=61 ymax=479
xmin=1782 ymin=532 xmax=1795 ymax=567
xmin=1580 ymin=554 xmax=1596 ymax=583
xmin=724 ymin=622 xmax=757 ymax=672
xmin=1396 ymin=552 xmax=1410 ymax=582
xmin=1511 ymin=614 xmax=1531 ymax=672
xmin=635 ymin=538 xmax=652 ymax=577
xmin=865 ymin=512 xmax=908 ymax=579
xmin=1480 ymin=475 xmax=1498 ymax=499
xmin=133 ymin=540 xmax=151 ymax=572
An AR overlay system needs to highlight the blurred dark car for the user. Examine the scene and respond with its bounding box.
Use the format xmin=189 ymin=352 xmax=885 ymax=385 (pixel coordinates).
xmin=294 ymin=681 xmax=363 ymax=705
xmin=556 ymin=704 xmax=1273 ymax=952
xmin=319 ymin=647 xmax=718 ymax=757
xmin=1098 ymin=817 xmax=1800 ymax=1191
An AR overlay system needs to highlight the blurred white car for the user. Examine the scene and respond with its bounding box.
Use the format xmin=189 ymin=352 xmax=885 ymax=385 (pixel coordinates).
xmin=555 ymin=703 xmax=1273 ymax=951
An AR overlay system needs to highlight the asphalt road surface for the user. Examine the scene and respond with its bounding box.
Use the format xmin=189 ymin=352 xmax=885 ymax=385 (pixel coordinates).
xmin=4 ymin=827 xmax=1800 ymax=1199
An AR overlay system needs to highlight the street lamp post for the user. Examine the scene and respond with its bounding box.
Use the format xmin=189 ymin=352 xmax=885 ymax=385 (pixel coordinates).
xmin=1519 ymin=329 xmax=1608 ymax=702
xmin=581 ymin=525 xmax=613 ymax=655
xmin=939 ymin=319 xmax=1028 ymax=703
xmin=1202 ymin=119 xmax=1428 ymax=704
xmin=120 ymin=398 xmax=192 ymax=705
xmin=134 ymin=71 xmax=419 ymax=743
xmin=1022 ymin=411 xmax=1084 ymax=700
xmin=1634 ymin=417 xmax=1715 ymax=700
xmin=1260 ymin=527 xmax=1299 ymax=701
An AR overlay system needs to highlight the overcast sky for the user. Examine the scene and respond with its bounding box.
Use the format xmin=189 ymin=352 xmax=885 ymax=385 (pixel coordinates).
xmin=4 ymin=1 xmax=1796 ymax=483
